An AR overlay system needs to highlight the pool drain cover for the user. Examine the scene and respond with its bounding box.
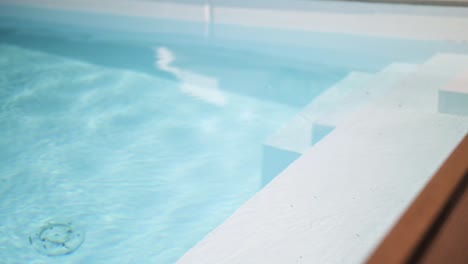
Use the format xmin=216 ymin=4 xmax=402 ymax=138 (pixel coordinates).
xmin=29 ymin=220 xmax=85 ymax=256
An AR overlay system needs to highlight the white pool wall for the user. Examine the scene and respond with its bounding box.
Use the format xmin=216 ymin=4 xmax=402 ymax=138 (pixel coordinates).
xmin=1 ymin=0 xmax=468 ymax=41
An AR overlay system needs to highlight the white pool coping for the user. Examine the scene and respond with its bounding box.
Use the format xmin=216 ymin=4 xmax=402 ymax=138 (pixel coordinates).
xmin=177 ymin=54 xmax=468 ymax=262
xmin=1 ymin=0 xmax=468 ymax=41
xmin=178 ymin=110 xmax=468 ymax=264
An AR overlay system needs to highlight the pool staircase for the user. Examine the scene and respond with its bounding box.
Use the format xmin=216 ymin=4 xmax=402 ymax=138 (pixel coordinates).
xmin=178 ymin=52 xmax=468 ymax=264
xmin=261 ymin=53 xmax=468 ymax=186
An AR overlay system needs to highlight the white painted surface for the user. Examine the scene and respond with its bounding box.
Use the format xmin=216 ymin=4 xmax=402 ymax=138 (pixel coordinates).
xmin=315 ymin=63 xmax=418 ymax=130
xmin=179 ymin=53 xmax=468 ymax=264
xmin=2 ymin=0 xmax=468 ymax=41
xmin=312 ymin=53 xmax=468 ymax=133
xmin=265 ymin=63 xmax=417 ymax=155
xmin=0 ymin=0 xmax=206 ymax=22
xmin=442 ymin=69 xmax=468 ymax=93
xmin=178 ymin=110 xmax=468 ymax=264
xmin=373 ymin=53 xmax=468 ymax=112
xmin=214 ymin=6 xmax=468 ymax=41
xmin=264 ymin=72 xmax=372 ymax=154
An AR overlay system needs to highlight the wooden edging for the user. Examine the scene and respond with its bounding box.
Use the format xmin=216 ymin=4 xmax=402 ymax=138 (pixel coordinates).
xmin=366 ymin=134 xmax=468 ymax=264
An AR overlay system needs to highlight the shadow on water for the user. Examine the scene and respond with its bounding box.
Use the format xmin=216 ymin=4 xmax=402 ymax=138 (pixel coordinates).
xmin=0 ymin=26 xmax=350 ymax=106
xmin=0 ymin=27 xmax=177 ymax=81
xmin=0 ymin=27 xmax=347 ymax=106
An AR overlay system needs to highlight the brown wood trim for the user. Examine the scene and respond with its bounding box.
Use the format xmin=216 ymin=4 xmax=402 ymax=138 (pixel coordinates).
xmin=366 ymin=134 xmax=468 ymax=264
xmin=417 ymin=180 xmax=468 ymax=263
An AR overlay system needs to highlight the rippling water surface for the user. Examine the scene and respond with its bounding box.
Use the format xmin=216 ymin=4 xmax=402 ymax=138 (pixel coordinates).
xmin=0 ymin=43 xmax=303 ymax=263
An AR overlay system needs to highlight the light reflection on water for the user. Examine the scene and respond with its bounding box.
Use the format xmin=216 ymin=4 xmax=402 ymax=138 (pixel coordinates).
xmin=155 ymin=46 xmax=227 ymax=106
xmin=0 ymin=43 xmax=300 ymax=263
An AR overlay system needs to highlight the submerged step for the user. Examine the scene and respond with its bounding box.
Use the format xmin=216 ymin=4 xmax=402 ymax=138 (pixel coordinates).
xmin=311 ymin=53 xmax=468 ymax=140
xmin=439 ymin=69 xmax=468 ymax=115
xmin=261 ymin=71 xmax=372 ymax=185
xmin=312 ymin=53 xmax=468 ymax=149
xmin=265 ymin=72 xmax=372 ymax=154
xmin=261 ymin=53 xmax=468 ymax=188
xmin=261 ymin=63 xmax=417 ymax=186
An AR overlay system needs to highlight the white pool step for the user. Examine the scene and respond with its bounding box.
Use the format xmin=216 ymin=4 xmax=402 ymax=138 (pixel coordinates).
xmin=261 ymin=71 xmax=372 ymax=185
xmin=179 ymin=52 xmax=468 ymax=264
xmin=314 ymin=53 xmax=468 ymax=138
xmin=312 ymin=63 xmax=418 ymax=143
xmin=372 ymin=53 xmax=468 ymax=113
xmin=262 ymin=53 xmax=468 ymax=186
xmin=266 ymin=72 xmax=372 ymax=153
xmin=262 ymin=63 xmax=417 ymax=185
xmin=178 ymin=109 xmax=468 ymax=264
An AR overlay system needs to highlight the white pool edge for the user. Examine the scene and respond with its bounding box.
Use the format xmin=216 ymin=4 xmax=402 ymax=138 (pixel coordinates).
xmin=1 ymin=0 xmax=468 ymax=41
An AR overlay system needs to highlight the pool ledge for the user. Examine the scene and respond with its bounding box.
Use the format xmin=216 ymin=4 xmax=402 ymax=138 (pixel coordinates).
xmin=177 ymin=53 xmax=468 ymax=263
xmin=178 ymin=111 xmax=468 ymax=264
xmin=1 ymin=0 xmax=468 ymax=41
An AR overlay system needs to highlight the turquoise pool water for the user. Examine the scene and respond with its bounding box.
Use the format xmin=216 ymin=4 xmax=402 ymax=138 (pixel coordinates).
xmin=0 ymin=42 xmax=302 ymax=262
xmin=0 ymin=39 xmax=309 ymax=262
xmin=0 ymin=18 xmax=351 ymax=262
xmin=1 ymin=6 xmax=468 ymax=263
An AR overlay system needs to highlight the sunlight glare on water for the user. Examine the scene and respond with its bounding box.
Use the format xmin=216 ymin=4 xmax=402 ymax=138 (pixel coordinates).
xmin=0 ymin=43 xmax=301 ymax=263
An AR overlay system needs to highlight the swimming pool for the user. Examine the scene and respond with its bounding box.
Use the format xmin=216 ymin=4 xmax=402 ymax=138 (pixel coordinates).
xmin=1 ymin=2 xmax=468 ymax=263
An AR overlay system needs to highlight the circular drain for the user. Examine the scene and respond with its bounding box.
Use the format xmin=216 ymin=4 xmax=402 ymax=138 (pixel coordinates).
xmin=29 ymin=220 xmax=85 ymax=256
